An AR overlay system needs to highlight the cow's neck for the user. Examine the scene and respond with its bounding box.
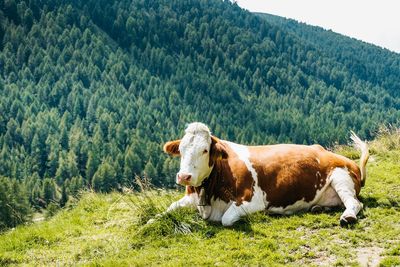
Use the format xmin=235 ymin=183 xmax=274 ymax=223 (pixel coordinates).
xmin=198 ymin=159 xmax=236 ymax=205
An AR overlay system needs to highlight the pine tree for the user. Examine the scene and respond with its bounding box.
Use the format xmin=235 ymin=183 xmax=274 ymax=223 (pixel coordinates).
xmin=46 ymin=150 xmax=59 ymax=178
xmin=55 ymin=153 xmax=70 ymax=184
xmin=42 ymin=178 xmax=57 ymax=205
xmin=0 ymin=177 xmax=31 ymax=229
xmin=85 ymin=150 xmax=100 ymax=184
xmin=69 ymin=176 xmax=84 ymax=196
xmin=123 ymin=146 xmax=141 ymax=184
xmin=92 ymin=160 xmax=117 ymax=193
xmin=143 ymin=160 xmax=157 ymax=182
xmin=59 ymin=183 xmax=68 ymax=207
xmin=59 ymin=126 xmax=69 ymax=151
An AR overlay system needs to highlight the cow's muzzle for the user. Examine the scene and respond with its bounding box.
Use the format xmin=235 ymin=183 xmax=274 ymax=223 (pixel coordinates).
xmin=177 ymin=173 xmax=192 ymax=185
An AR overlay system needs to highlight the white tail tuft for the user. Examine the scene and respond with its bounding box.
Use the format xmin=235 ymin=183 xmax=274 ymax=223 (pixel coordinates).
xmin=350 ymin=131 xmax=369 ymax=186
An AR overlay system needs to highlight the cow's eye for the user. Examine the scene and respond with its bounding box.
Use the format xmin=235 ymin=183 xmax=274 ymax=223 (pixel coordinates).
xmin=203 ymin=149 xmax=208 ymax=154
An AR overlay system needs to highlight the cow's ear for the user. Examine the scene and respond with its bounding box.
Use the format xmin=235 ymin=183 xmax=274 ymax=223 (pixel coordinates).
xmin=214 ymin=142 xmax=228 ymax=159
xmin=209 ymin=136 xmax=228 ymax=166
xmin=163 ymin=140 xmax=181 ymax=156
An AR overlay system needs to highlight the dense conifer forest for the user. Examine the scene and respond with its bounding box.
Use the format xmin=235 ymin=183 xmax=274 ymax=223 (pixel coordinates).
xmin=0 ymin=0 xmax=399 ymax=228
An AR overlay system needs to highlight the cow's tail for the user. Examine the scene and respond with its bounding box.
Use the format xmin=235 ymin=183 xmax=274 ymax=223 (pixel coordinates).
xmin=350 ymin=131 xmax=370 ymax=187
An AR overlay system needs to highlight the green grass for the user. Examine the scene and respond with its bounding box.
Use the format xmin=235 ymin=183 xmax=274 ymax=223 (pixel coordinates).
xmin=1 ymin=137 xmax=400 ymax=266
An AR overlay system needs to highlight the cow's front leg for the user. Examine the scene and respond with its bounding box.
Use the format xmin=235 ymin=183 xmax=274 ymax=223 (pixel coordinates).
xmin=168 ymin=194 xmax=211 ymax=219
xmin=169 ymin=193 xmax=213 ymax=220
xmin=221 ymin=189 xmax=266 ymax=226
xmin=167 ymin=194 xmax=197 ymax=212
xmin=147 ymin=194 xmax=197 ymax=225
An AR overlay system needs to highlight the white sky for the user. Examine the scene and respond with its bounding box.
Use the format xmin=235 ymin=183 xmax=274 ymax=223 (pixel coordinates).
xmin=236 ymin=0 xmax=400 ymax=53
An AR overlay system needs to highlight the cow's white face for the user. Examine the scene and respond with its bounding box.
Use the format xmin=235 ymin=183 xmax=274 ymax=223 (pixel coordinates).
xmin=164 ymin=122 xmax=228 ymax=187
xmin=177 ymin=131 xmax=213 ymax=186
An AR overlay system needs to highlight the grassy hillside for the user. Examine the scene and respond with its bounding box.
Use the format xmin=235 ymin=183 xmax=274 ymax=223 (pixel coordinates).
xmin=1 ymin=131 xmax=399 ymax=266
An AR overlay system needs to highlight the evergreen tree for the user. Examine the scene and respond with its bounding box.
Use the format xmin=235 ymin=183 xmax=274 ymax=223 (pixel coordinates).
xmin=42 ymin=178 xmax=57 ymax=205
xmin=92 ymin=160 xmax=117 ymax=193
xmin=86 ymin=150 xmax=100 ymax=184
xmin=69 ymin=175 xmax=84 ymax=196
xmin=60 ymin=183 xmax=68 ymax=207
xmin=0 ymin=177 xmax=31 ymax=229
xmin=143 ymin=160 xmax=157 ymax=182
xmin=123 ymin=146 xmax=141 ymax=184
xmin=55 ymin=153 xmax=70 ymax=184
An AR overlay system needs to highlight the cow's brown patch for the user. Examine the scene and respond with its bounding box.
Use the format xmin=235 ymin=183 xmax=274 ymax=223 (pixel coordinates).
xmin=208 ymin=136 xmax=228 ymax=167
xmin=196 ymin=138 xmax=254 ymax=206
xmin=248 ymin=144 xmax=361 ymax=208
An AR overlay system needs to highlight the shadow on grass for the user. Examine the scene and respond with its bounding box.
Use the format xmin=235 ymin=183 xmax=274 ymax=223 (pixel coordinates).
xmin=359 ymin=195 xmax=400 ymax=208
xmin=199 ymin=219 xmax=254 ymax=239
xmin=359 ymin=195 xmax=380 ymax=208
xmin=0 ymin=257 xmax=19 ymax=266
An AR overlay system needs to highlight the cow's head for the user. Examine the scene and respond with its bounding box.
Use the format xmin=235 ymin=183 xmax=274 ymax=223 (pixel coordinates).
xmin=164 ymin=122 xmax=228 ymax=187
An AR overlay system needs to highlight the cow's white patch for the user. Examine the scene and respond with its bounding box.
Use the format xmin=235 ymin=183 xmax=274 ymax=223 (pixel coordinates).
xmin=268 ymin=198 xmax=310 ymax=215
xmin=316 ymin=185 xmax=342 ymax=207
xmin=330 ymin=167 xmax=362 ymax=220
xmin=226 ymin=142 xmax=258 ymax=181
xmin=221 ymin=142 xmax=267 ymax=226
xmin=315 ymin=157 xmax=320 ymax=164
xmin=208 ymin=198 xmax=231 ymax=222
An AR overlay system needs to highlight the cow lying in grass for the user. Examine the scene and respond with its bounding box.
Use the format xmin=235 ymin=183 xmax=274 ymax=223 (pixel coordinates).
xmin=162 ymin=122 xmax=369 ymax=227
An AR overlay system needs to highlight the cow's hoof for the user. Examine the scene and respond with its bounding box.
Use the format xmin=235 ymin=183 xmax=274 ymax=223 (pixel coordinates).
xmin=146 ymin=218 xmax=156 ymax=225
xmin=340 ymin=215 xmax=357 ymax=227
xmin=198 ymin=205 xmax=211 ymax=220
xmin=311 ymin=205 xmax=323 ymax=213
xmin=146 ymin=213 xmax=163 ymax=225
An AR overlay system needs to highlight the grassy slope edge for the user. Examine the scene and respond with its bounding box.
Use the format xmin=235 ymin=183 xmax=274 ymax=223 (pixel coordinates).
xmin=0 ymin=130 xmax=399 ymax=266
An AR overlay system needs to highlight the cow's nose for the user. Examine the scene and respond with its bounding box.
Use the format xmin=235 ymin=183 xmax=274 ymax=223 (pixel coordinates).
xmin=177 ymin=173 xmax=192 ymax=184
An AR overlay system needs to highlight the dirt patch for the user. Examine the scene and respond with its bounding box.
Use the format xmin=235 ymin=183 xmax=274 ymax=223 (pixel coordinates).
xmin=310 ymin=251 xmax=336 ymax=266
xmin=356 ymin=246 xmax=383 ymax=267
xmin=32 ymin=213 xmax=45 ymax=222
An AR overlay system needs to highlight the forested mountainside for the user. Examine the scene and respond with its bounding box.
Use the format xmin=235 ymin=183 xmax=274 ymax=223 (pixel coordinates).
xmin=257 ymin=13 xmax=400 ymax=98
xmin=0 ymin=0 xmax=399 ymax=228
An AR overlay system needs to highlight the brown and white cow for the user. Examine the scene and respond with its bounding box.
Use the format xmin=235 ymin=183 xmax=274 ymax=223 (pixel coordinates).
xmin=162 ymin=122 xmax=369 ymax=227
